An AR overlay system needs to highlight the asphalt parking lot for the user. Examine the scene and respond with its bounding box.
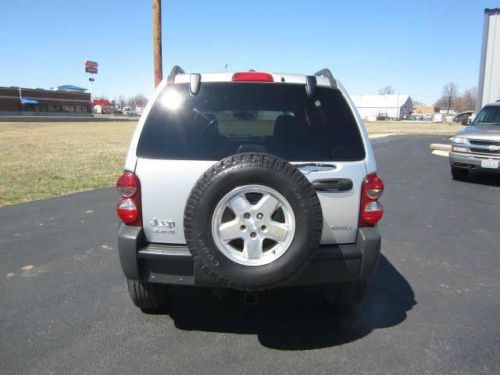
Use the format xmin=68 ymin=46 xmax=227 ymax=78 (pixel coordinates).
xmin=1 ymin=135 xmax=499 ymax=374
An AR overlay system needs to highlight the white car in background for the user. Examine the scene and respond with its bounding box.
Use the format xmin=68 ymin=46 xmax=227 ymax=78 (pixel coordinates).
xmin=121 ymin=106 xmax=135 ymax=116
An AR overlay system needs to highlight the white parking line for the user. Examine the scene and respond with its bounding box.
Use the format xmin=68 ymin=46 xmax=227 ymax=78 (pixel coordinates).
xmin=432 ymin=150 xmax=449 ymax=157
xmin=430 ymin=143 xmax=451 ymax=157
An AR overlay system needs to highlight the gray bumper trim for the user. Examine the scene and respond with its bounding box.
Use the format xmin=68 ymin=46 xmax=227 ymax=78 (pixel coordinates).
xmin=117 ymin=224 xmax=381 ymax=286
xmin=117 ymin=224 xmax=144 ymax=280
xmin=358 ymin=227 xmax=382 ymax=280
xmin=449 ymin=152 xmax=500 ymax=171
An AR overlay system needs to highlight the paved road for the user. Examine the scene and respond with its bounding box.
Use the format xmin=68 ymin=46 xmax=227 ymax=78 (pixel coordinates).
xmin=1 ymin=136 xmax=499 ymax=374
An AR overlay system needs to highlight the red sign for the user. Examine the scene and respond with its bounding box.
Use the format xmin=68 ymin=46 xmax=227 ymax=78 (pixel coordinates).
xmin=85 ymin=66 xmax=98 ymax=74
xmin=85 ymin=60 xmax=98 ymax=68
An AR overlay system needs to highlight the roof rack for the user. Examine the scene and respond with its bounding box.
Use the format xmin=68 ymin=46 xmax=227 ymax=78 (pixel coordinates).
xmin=314 ymin=68 xmax=337 ymax=89
xmin=167 ymin=65 xmax=185 ymax=84
xmin=166 ymin=65 xmax=338 ymax=89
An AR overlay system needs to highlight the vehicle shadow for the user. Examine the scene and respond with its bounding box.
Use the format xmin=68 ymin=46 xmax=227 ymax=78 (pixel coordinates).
xmin=165 ymin=255 xmax=416 ymax=350
xmin=464 ymin=171 xmax=500 ymax=187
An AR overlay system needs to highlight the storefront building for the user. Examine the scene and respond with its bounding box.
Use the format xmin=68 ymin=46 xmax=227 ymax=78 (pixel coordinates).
xmin=0 ymin=85 xmax=92 ymax=115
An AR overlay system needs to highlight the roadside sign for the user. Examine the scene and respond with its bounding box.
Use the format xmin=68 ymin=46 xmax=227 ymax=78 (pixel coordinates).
xmin=85 ymin=60 xmax=98 ymax=68
xmin=84 ymin=61 xmax=98 ymax=101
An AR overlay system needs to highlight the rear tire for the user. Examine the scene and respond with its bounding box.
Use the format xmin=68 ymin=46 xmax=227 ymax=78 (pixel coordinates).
xmin=322 ymin=281 xmax=367 ymax=309
xmin=451 ymin=166 xmax=469 ymax=181
xmin=126 ymin=279 xmax=169 ymax=312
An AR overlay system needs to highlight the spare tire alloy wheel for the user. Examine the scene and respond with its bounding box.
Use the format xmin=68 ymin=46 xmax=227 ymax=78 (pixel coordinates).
xmin=184 ymin=153 xmax=323 ymax=291
xmin=211 ymin=184 xmax=296 ymax=267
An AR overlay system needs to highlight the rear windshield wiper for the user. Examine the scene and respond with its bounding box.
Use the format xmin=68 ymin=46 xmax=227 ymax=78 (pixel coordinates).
xmin=192 ymin=107 xmax=215 ymax=124
xmin=192 ymin=108 xmax=218 ymax=139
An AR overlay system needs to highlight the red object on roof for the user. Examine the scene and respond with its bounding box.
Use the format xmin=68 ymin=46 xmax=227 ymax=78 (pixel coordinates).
xmin=232 ymin=72 xmax=274 ymax=82
xmin=93 ymin=100 xmax=112 ymax=106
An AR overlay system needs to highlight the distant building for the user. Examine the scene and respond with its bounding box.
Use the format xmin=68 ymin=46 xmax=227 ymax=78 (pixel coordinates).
xmin=93 ymin=99 xmax=113 ymax=114
xmin=0 ymin=86 xmax=92 ymax=115
xmin=350 ymin=94 xmax=413 ymax=120
xmin=413 ymin=106 xmax=439 ymax=115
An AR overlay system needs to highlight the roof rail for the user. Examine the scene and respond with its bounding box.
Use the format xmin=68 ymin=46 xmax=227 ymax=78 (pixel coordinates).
xmin=167 ymin=65 xmax=185 ymax=84
xmin=314 ymin=68 xmax=337 ymax=89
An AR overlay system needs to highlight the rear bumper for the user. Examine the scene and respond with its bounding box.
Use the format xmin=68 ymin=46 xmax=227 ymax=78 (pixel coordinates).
xmin=449 ymin=152 xmax=500 ymax=174
xmin=118 ymin=224 xmax=381 ymax=287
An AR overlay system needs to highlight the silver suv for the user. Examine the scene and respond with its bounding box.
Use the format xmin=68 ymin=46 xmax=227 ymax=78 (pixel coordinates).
xmin=117 ymin=67 xmax=384 ymax=311
xmin=450 ymin=102 xmax=500 ymax=180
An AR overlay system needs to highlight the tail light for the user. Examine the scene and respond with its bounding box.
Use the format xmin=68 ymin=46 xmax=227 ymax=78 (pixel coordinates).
xmin=359 ymin=173 xmax=384 ymax=226
xmin=232 ymin=72 xmax=274 ymax=82
xmin=117 ymin=171 xmax=142 ymax=226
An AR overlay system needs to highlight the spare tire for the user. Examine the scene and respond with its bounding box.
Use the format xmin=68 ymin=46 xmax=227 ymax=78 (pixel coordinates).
xmin=184 ymin=153 xmax=323 ymax=291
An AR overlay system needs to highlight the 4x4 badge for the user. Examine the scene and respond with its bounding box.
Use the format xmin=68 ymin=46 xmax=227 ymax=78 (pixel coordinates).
xmin=150 ymin=218 xmax=176 ymax=234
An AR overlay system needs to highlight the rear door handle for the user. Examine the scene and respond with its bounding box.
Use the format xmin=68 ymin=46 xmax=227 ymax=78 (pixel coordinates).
xmin=312 ymin=178 xmax=353 ymax=192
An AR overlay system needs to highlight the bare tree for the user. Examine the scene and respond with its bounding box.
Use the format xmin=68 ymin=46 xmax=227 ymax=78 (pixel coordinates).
xmin=115 ymin=95 xmax=127 ymax=108
xmin=127 ymin=94 xmax=148 ymax=109
xmin=378 ymin=86 xmax=395 ymax=95
xmin=460 ymin=87 xmax=477 ymax=112
xmin=133 ymin=94 xmax=148 ymax=109
xmin=434 ymin=97 xmax=446 ymax=110
xmin=442 ymin=82 xmax=458 ymax=112
xmin=437 ymin=85 xmax=476 ymax=113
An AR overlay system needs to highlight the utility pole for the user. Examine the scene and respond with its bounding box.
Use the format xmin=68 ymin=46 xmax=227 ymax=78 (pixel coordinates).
xmin=153 ymin=0 xmax=163 ymax=88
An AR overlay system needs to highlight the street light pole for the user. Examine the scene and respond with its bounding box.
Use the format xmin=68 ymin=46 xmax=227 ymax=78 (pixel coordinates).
xmin=89 ymin=76 xmax=94 ymax=101
xmin=153 ymin=0 xmax=163 ymax=88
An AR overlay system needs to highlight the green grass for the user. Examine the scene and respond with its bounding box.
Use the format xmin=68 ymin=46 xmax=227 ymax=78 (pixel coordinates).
xmin=0 ymin=120 xmax=463 ymax=207
xmin=0 ymin=121 xmax=135 ymax=206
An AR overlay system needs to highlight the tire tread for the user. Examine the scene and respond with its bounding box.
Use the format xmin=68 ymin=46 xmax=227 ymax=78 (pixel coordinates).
xmin=184 ymin=153 xmax=323 ymax=291
xmin=127 ymin=279 xmax=168 ymax=310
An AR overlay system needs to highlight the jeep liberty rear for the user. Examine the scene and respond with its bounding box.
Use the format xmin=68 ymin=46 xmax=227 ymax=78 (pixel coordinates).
xmin=117 ymin=67 xmax=383 ymax=311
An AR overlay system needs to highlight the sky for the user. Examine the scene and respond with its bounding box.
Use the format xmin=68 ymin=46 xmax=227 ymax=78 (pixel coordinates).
xmin=0 ymin=0 xmax=498 ymax=104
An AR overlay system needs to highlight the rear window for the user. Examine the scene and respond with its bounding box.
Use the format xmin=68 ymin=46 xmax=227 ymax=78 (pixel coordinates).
xmin=137 ymin=82 xmax=365 ymax=161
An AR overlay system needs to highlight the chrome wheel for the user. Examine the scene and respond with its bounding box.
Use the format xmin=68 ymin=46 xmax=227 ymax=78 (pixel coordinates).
xmin=211 ymin=185 xmax=296 ymax=266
